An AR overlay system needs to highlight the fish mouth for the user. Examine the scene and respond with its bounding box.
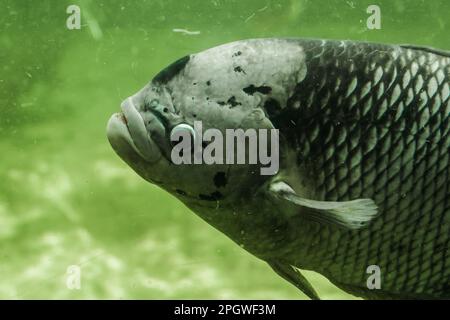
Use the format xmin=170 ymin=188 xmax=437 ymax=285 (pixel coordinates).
xmin=107 ymin=97 xmax=162 ymax=163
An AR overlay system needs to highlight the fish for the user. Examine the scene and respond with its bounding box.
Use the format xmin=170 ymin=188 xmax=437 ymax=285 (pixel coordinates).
xmin=106 ymin=38 xmax=450 ymax=299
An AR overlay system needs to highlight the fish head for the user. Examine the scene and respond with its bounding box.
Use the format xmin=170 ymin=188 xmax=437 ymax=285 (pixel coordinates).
xmin=107 ymin=39 xmax=303 ymax=206
xmin=107 ymin=84 xmax=273 ymax=207
xmin=106 ymin=85 xmax=168 ymax=184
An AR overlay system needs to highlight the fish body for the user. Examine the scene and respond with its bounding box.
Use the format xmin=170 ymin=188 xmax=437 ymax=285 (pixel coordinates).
xmin=107 ymin=38 xmax=450 ymax=299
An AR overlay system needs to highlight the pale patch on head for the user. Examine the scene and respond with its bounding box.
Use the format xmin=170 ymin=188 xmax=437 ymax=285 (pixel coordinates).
xmin=166 ymin=39 xmax=308 ymax=130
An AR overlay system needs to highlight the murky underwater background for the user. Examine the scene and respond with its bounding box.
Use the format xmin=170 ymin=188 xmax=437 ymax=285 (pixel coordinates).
xmin=0 ymin=0 xmax=449 ymax=299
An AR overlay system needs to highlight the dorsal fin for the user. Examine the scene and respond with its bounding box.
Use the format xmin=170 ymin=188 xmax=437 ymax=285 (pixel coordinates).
xmin=400 ymin=44 xmax=450 ymax=58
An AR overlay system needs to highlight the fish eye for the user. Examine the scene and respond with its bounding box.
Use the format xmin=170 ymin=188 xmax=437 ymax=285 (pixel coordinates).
xmin=150 ymin=99 xmax=159 ymax=107
xmin=170 ymin=123 xmax=196 ymax=145
xmin=143 ymin=99 xmax=160 ymax=112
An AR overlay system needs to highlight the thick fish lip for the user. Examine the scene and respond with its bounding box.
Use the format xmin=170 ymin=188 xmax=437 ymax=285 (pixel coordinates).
xmin=107 ymin=113 xmax=140 ymax=156
xmin=106 ymin=98 xmax=162 ymax=163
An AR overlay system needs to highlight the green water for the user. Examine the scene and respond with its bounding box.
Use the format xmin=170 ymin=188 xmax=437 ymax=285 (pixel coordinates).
xmin=0 ymin=0 xmax=448 ymax=299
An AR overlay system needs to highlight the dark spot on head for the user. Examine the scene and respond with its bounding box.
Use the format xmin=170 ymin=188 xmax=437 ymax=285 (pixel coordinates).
xmin=192 ymin=113 xmax=197 ymax=118
xmin=193 ymin=82 xmax=197 ymax=85
xmin=175 ymin=189 xmax=187 ymax=196
xmin=232 ymin=51 xmax=242 ymax=57
xmin=213 ymin=172 xmax=227 ymax=188
xmin=206 ymin=80 xmax=211 ymax=86
xmin=227 ymin=96 xmax=242 ymax=108
xmin=234 ymin=66 xmax=246 ymax=74
xmin=199 ymin=191 xmax=223 ymax=201
xmin=263 ymin=98 xmax=281 ymax=117
xmin=163 ymin=107 xmax=168 ymax=113
xmin=153 ymin=55 xmax=190 ymax=84
xmin=243 ymin=85 xmax=272 ymax=95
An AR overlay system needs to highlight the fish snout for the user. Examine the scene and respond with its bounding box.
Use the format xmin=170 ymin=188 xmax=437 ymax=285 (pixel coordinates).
xmin=118 ymin=97 xmax=162 ymax=163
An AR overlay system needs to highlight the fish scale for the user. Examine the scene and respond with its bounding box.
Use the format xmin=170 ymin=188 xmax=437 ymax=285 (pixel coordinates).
xmin=275 ymin=40 xmax=450 ymax=298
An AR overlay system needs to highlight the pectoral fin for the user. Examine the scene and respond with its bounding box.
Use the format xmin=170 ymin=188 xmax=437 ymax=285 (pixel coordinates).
xmin=268 ymin=181 xmax=378 ymax=229
xmin=268 ymin=260 xmax=320 ymax=300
